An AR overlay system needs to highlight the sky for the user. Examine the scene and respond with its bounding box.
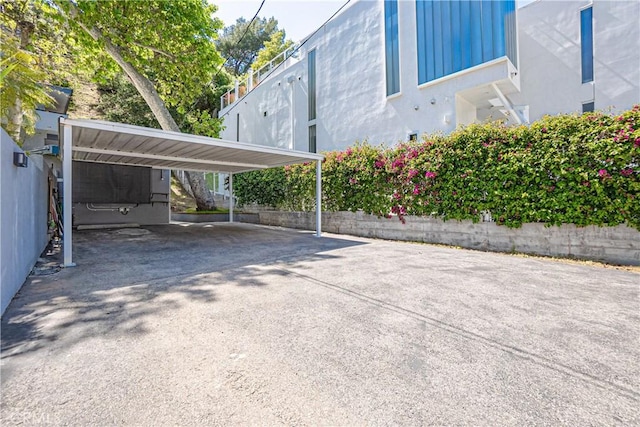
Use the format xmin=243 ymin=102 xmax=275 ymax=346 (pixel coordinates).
xmin=213 ymin=0 xmax=538 ymax=42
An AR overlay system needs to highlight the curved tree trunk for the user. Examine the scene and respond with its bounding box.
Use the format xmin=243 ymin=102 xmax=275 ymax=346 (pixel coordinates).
xmin=70 ymin=6 xmax=217 ymax=210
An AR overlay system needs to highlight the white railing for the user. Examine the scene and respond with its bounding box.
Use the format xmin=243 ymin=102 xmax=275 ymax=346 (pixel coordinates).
xmin=220 ymin=44 xmax=300 ymax=110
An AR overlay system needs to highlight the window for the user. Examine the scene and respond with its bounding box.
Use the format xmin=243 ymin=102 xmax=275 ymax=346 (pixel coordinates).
xmin=384 ymin=0 xmax=400 ymax=95
xmin=308 ymin=50 xmax=316 ymax=120
xmin=416 ymin=0 xmax=517 ymax=85
xmin=581 ymin=7 xmax=594 ymax=83
xmin=408 ymin=133 xmax=418 ymax=142
xmin=582 ymin=102 xmax=594 ymax=113
xmin=236 ymin=113 xmax=240 ymax=141
xmin=309 ymin=125 xmax=317 ymax=153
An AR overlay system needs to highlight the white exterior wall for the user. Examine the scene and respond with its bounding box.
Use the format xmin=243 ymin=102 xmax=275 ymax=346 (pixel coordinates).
xmin=220 ymin=0 xmax=638 ymax=152
xmin=220 ymin=0 xmax=519 ymax=151
xmin=1 ymin=129 xmax=49 ymax=315
xmin=512 ymin=0 xmax=640 ymax=118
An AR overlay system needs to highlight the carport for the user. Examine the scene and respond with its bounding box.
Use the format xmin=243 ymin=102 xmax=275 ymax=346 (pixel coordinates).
xmin=59 ymin=118 xmax=324 ymax=267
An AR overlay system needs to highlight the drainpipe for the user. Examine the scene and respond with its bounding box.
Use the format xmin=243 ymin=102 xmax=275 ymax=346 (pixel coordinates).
xmin=287 ymin=75 xmax=296 ymax=150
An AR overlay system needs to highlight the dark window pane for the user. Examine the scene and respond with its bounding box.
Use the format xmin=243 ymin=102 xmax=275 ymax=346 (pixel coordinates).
xmin=505 ymin=0 xmax=517 ymax=67
xmin=308 ymin=50 xmax=316 ymax=120
xmin=385 ymin=0 xmax=400 ymax=95
xmin=309 ymin=125 xmax=317 ymax=153
xmin=582 ymin=102 xmax=595 ymax=113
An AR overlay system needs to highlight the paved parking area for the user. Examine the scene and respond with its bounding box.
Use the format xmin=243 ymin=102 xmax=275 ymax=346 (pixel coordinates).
xmin=1 ymin=223 xmax=639 ymax=425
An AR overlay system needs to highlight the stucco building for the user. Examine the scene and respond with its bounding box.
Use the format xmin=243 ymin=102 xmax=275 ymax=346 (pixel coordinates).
xmin=218 ymin=0 xmax=640 ymax=152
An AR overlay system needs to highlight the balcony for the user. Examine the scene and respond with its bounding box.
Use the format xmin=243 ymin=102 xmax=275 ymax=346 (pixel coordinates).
xmin=220 ymin=44 xmax=300 ymax=111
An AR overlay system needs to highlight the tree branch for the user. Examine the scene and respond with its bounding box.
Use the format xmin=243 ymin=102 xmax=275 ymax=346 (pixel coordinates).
xmin=129 ymin=41 xmax=176 ymax=60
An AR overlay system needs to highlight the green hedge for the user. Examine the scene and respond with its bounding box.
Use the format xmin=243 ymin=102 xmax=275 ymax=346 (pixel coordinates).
xmin=233 ymin=106 xmax=640 ymax=229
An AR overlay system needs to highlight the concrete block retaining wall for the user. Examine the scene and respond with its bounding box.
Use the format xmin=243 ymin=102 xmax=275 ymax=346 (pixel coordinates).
xmin=248 ymin=211 xmax=640 ymax=266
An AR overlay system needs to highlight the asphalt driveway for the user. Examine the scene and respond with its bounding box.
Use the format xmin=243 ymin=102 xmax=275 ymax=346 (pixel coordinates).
xmin=1 ymin=223 xmax=638 ymax=425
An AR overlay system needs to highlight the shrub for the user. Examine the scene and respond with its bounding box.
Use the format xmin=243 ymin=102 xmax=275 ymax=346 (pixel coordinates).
xmin=233 ymin=106 xmax=640 ymax=229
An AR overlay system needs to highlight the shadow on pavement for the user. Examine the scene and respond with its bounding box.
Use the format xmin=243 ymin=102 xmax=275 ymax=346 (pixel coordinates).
xmin=1 ymin=223 xmax=366 ymax=361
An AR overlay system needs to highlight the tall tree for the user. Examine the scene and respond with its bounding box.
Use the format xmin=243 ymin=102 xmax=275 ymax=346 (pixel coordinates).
xmin=252 ymin=30 xmax=295 ymax=72
xmin=55 ymin=0 xmax=224 ymax=210
xmin=216 ymin=17 xmax=279 ymax=76
xmin=0 ymin=0 xmax=71 ymax=143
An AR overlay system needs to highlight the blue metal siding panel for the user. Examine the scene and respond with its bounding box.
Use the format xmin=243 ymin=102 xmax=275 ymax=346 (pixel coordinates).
xmin=469 ymin=0 xmax=483 ymax=67
xmin=450 ymin=0 xmax=462 ymax=72
xmin=432 ymin=0 xmax=444 ymax=79
xmin=493 ymin=0 xmax=506 ymax=58
xmin=416 ymin=1 xmax=427 ymax=84
xmin=416 ymin=0 xmax=516 ymax=84
xmin=460 ymin=0 xmax=472 ymax=70
xmin=481 ymin=0 xmax=494 ymax=62
xmin=441 ymin=1 xmax=453 ymax=77
xmin=424 ymin=1 xmax=436 ymax=82
xmin=581 ymin=7 xmax=594 ymax=83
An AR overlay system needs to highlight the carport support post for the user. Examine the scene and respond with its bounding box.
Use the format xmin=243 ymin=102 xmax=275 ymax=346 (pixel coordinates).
xmin=315 ymin=160 xmax=322 ymax=237
xmin=229 ymin=172 xmax=234 ymax=223
xmin=62 ymin=123 xmax=75 ymax=267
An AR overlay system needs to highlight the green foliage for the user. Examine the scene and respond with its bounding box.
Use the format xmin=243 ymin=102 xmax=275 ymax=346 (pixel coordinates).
xmin=0 ymin=40 xmax=53 ymax=141
xmin=234 ymin=107 xmax=640 ymax=229
xmin=216 ymin=17 xmax=280 ymax=76
xmin=96 ymin=74 xmax=158 ymax=128
xmin=58 ymin=0 xmax=223 ymax=111
xmin=252 ymin=30 xmax=294 ymax=72
xmin=96 ymin=71 xmax=228 ymax=137
xmin=233 ymin=168 xmax=287 ymax=207
xmin=0 ymin=0 xmax=75 ymax=141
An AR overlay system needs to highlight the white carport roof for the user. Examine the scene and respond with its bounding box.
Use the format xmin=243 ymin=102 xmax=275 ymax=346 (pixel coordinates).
xmin=59 ymin=118 xmax=324 ymax=173
xmin=59 ymin=118 xmax=324 ymax=267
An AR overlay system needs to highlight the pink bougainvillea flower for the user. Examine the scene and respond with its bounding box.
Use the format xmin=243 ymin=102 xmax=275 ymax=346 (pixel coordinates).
xmin=345 ymin=148 xmax=353 ymax=156
xmin=598 ymin=169 xmax=609 ymax=178
xmin=621 ymin=168 xmax=633 ymax=177
xmin=407 ymin=169 xmax=419 ymax=179
xmin=425 ymin=171 xmax=436 ymax=179
xmin=349 ymin=177 xmax=358 ymax=185
xmin=391 ymin=159 xmax=404 ymax=170
xmin=634 ymin=137 xmax=640 ymax=147
xmin=413 ymin=185 xmax=420 ymax=195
